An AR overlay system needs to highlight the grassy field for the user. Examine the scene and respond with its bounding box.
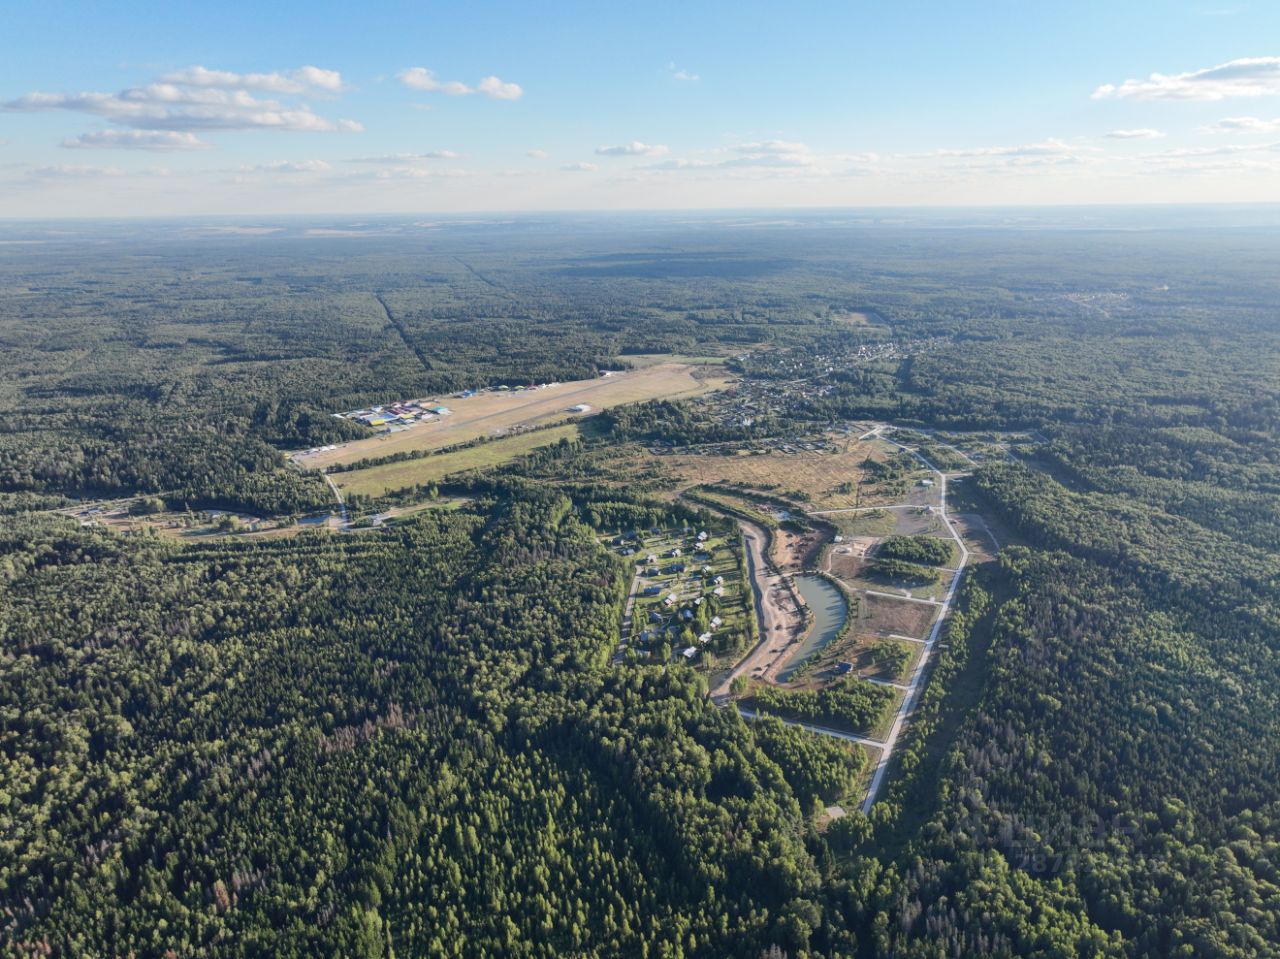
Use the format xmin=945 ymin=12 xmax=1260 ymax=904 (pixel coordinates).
xmin=828 ymin=550 xmax=956 ymax=603
xmin=830 ymin=311 xmax=873 ymax=326
xmin=336 ymin=424 xmax=581 ymax=496
xmin=855 ymin=592 xmax=937 ymax=639
xmin=828 ymin=510 xmax=898 ymax=538
xmin=617 ymin=353 xmax=730 ymax=368
xmin=652 ymin=438 xmax=901 ymax=511
xmin=301 ymin=362 xmax=730 ymax=470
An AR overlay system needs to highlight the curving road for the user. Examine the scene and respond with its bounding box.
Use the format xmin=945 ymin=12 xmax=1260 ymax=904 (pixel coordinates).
xmin=725 ymin=424 xmax=973 ymax=814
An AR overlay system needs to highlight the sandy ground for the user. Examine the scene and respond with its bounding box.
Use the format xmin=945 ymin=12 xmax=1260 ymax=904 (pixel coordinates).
xmin=771 ymin=524 xmax=828 ymax=573
xmin=711 ymin=520 xmax=810 ymax=698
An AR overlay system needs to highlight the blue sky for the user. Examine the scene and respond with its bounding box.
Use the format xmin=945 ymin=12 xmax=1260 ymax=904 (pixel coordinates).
xmin=3 ymin=0 xmax=1280 ymax=215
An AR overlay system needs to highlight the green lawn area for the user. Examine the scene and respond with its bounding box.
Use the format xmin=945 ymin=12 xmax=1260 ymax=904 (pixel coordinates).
xmin=336 ymin=424 xmax=581 ymax=496
xmin=830 ymin=510 xmax=897 ymax=538
xmin=617 ymin=353 xmax=729 ymax=368
xmin=614 ymin=525 xmax=753 ymax=666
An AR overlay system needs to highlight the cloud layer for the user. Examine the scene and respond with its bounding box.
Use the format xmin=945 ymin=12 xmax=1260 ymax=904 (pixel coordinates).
xmin=1204 ymin=116 xmax=1280 ymax=133
xmin=1106 ymin=128 xmax=1165 ymax=140
xmin=61 ymin=130 xmax=211 ymax=151
xmin=397 ymin=68 xmax=523 ymax=100
xmin=595 ymin=141 xmax=669 ymax=156
xmin=1093 ymin=57 xmax=1280 ymax=101
xmin=3 ymin=66 xmax=361 ymax=138
xmin=160 ymin=65 xmax=343 ymax=94
xmin=348 ymin=150 xmax=461 ymax=162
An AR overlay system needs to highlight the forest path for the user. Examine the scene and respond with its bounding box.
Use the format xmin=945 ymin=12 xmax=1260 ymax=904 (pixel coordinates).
xmin=373 ymin=293 xmax=435 ymax=377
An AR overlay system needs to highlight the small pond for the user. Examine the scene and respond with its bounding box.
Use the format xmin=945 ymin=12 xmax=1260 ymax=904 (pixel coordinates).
xmin=776 ymin=574 xmax=849 ymax=682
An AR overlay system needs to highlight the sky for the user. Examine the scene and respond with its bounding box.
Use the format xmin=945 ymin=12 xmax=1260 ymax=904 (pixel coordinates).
xmin=2 ymin=0 xmax=1280 ymax=216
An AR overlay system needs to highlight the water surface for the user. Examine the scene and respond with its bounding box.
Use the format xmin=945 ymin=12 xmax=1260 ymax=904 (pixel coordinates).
xmin=777 ymin=574 xmax=849 ymax=681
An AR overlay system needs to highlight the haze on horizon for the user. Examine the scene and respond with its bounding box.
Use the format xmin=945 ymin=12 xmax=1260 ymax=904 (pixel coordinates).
xmin=3 ymin=0 xmax=1280 ymax=217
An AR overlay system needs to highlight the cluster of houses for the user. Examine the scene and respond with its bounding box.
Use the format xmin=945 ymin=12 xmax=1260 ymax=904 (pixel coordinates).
xmin=639 ymin=338 xmax=949 ymax=456
xmin=492 ymin=381 xmax=561 ymax=394
xmin=334 ymin=400 xmax=451 ymax=433
xmin=617 ymin=527 xmax=737 ymax=665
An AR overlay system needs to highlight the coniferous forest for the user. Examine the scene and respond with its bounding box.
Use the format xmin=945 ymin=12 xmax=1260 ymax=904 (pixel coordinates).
xmin=4 ymin=211 xmax=1280 ymax=957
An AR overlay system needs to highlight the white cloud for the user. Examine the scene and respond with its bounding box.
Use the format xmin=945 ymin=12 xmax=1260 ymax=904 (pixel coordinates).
xmin=61 ymin=130 xmax=211 ymax=151
xmin=642 ymin=142 xmax=871 ymax=177
xmin=721 ymin=140 xmax=817 ymax=168
xmin=922 ymin=137 xmax=1087 ymax=158
xmin=254 ymin=159 xmax=332 ymax=173
xmin=348 ymin=150 xmax=460 ymax=162
xmin=1121 ymin=140 xmax=1280 ymax=176
xmin=561 ymin=161 xmax=598 ymax=172
xmin=396 ymin=69 xmax=523 ymax=100
xmin=595 ymin=141 xmax=670 ymax=156
xmin=160 ymin=65 xmax=344 ymax=94
xmin=396 ymin=68 xmax=473 ymax=96
xmin=366 ymin=166 xmax=469 ymax=180
xmin=30 ymin=164 xmax=124 ymax=179
xmin=1143 ymin=141 xmax=1280 ymax=159
xmin=526 ymin=148 xmax=549 ymax=159
xmin=1105 ymin=128 xmax=1166 ymax=139
xmin=1093 ymin=56 xmax=1280 ymax=101
xmin=478 ymin=76 xmax=523 ymax=100
xmin=3 ymin=73 xmax=361 ymax=134
xmin=1203 ymin=116 xmax=1280 ymax=133
xmin=667 ymin=63 xmax=700 ymax=82
xmin=721 ymin=152 xmax=817 ymax=169
xmin=734 ymin=140 xmax=810 ymax=155
xmin=644 ymin=158 xmax=717 ymax=170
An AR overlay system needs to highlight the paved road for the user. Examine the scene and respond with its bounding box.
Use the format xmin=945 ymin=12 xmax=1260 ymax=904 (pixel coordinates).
xmin=323 ymin=473 xmax=350 ymax=527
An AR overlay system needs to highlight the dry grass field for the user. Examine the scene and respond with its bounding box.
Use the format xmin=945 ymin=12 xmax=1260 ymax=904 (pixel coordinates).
xmin=654 ymin=440 xmax=900 ymax=510
xmin=855 ymin=593 xmax=937 ymax=639
xmin=617 ymin=353 xmax=730 ymax=368
xmin=301 ymin=362 xmax=730 ymax=470
xmin=336 ymin=424 xmax=581 ymax=496
xmin=827 ymin=550 xmax=956 ymax=603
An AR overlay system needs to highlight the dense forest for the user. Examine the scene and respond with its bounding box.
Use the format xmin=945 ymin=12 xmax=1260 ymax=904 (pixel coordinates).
xmin=3 ymin=212 xmax=1280 ymax=956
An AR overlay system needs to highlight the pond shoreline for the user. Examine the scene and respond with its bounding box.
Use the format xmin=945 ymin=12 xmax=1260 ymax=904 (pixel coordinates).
xmin=777 ymin=573 xmax=849 ymax=682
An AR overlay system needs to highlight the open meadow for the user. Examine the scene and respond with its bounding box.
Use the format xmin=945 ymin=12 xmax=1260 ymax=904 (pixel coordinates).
xmin=650 ymin=437 xmax=909 ymax=511
xmin=301 ymin=361 xmax=729 ymax=470
xmin=335 ymin=423 xmax=582 ymax=496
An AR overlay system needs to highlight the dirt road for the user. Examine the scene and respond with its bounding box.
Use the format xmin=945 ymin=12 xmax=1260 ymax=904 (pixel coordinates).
xmin=710 ymin=519 xmax=808 ymax=699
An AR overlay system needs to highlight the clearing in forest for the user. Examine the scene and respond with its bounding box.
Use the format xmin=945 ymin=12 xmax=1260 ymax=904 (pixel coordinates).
xmin=652 ymin=438 xmax=907 ymax=511
xmin=335 ymin=424 xmax=582 ymax=496
xmin=302 ymin=362 xmax=730 ymax=470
